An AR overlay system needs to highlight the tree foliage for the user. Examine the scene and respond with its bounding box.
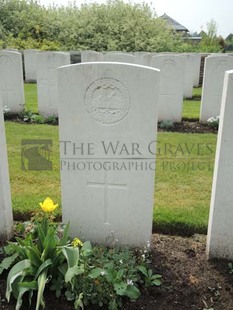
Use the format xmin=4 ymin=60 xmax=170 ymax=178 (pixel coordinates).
xmin=0 ymin=0 xmax=185 ymax=51
xmin=199 ymin=19 xmax=223 ymax=52
xmin=0 ymin=0 xmax=223 ymax=53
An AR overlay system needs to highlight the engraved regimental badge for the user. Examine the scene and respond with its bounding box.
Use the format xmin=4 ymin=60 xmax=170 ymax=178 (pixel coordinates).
xmin=85 ymin=77 xmax=130 ymax=125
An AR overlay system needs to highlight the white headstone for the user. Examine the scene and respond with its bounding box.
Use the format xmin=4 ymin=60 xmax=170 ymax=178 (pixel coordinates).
xmin=0 ymin=97 xmax=13 ymax=241
xmin=193 ymin=53 xmax=201 ymax=87
xmin=103 ymin=53 xmax=135 ymax=63
xmin=81 ymin=51 xmax=103 ymax=62
xmin=183 ymin=54 xmax=195 ymax=99
xmin=200 ymin=55 xmax=233 ymax=122
xmin=207 ymin=70 xmax=233 ymax=259
xmin=24 ymin=49 xmax=39 ymax=82
xmin=0 ymin=51 xmax=25 ymax=114
xmin=134 ymin=52 xmax=157 ymax=66
xmin=134 ymin=52 xmax=150 ymax=66
xmin=151 ymin=55 xmax=185 ymax=121
xmin=37 ymin=51 xmax=70 ymax=117
xmin=58 ymin=62 xmax=160 ymax=246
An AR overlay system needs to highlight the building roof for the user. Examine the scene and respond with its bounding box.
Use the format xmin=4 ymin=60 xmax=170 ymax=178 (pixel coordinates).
xmin=160 ymin=13 xmax=189 ymax=32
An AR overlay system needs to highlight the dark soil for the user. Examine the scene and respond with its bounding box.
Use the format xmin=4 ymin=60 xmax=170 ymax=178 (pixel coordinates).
xmin=158 ymin=121 xmax=218 ymax=134
xmin=1 ymin=234 xmax=232 ymax=310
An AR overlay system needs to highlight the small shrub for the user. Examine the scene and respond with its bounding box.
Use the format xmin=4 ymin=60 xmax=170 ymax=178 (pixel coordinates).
xmin=31 ymin=114 xmax=46 ymax=124
xmin=159 ymin=120 xmax=174 ymax=130
xmin=207 ymin=116 xmax=219 ymax=129
xmin=18 ymin=110 xmax=34 ymax=122
xmin=45 ymin=115 xmax=58 ymax=125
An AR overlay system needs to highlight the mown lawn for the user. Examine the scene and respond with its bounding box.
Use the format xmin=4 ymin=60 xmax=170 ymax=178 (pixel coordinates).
xmin=182 ymin=87 xmax=202 ymax=120
xmin=24 ymin=83 xmax=38 ymax=113
xmin=154 ymin=132 xmax=216 ymax=235
xmin=5 ymin=121 xmax=217 ymax=235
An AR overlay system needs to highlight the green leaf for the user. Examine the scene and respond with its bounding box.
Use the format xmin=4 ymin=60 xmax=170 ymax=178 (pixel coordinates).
xmin=16 ymin=282 xmax=37 ymax=310
xmin=36 ymin=271 xmax=48 ymax=310
xmin=27 ymin=246 xmax=42 ymax=267
xmin=117 ymin=269 xmax=124 ymax=279
xmin=58 ymin=263 xmax=67 ymax=276
xmin=148 ymin=269 xmax=153 ymax=277
xmin=19 ymin=281 xmax=38 ymax=289
xmin=152 ymin=278 xmax=162 ymax=286
xmin=65 ymin=265 xmax=84 ymax=283
xmin=6 ymin=259 xmax=31 ymax=302
xmin=35 ymin=259 xmax=52 ymax=279
xmin=0 ymin=253 xmax=19 ymax=275
xmin=125 ymin=285 xmax=140 ymax=300
xmin=74 ymin=293 xmax=84 ymax=310
xmin=16 ymin=287 xmax=30 ymax=310
xmin=62 ymin=246 xmax=80 ymax=268
xmin=41 ymin=227 xmax=57 ymax=260
xmin=137 ymin=265 xmax=148 ymax=277
xmin=113 ymin=282 xmax=127 ymax=296
xmin=37 ymin=223 xmax=46 ymax=252
xmin=89 ymin=268 xmax=104 ymax=279
xmin=81 ymin=241 xmax=92 ymax=257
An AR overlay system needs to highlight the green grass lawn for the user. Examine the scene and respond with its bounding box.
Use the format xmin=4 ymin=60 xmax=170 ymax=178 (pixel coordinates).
xmin=154 ymin=132 xmax=216 ymax=235
xmin=5 ymin=84 xmax=214 ymax=235
xmin=24 ymin=83 xmax=38 ymax=113
xmin=5 ymin=122 xmax=60 ymax=217
xmin=182 ymin=87 xmax=202 ymax=120
xmin=5 ymin=121 xmax=217 ymax=235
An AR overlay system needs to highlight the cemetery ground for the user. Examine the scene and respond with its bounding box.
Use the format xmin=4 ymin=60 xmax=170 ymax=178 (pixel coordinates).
xmin=1 ymin=85 xmax=233 ymax=309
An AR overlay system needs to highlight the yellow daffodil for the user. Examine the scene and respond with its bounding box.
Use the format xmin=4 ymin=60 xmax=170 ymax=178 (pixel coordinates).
xmin=71 ymin=237 xmax=83 ymax=247
xmin=39 ymin=197 xmax=58 ymax=213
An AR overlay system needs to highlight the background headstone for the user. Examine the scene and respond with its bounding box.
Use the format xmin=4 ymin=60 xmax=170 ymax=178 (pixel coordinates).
xmin=0 ymin=51 xmax=25 ymax=114
xmin=193 ymin=53 xmax=201 ymax=87
xmin=207 ymin=70 xmax=233 ymax=259
xmin=103 ymin=53 xmax=135 ymax=63
xmin=58 ymin=62 xmax=160 ymax=246
xmin=37 ymin=51 xmax=70 ymax=116
xmin=134 ymin=52 xmax=151 ymax=66
xmin=81 ymin=51 xmax=103 ymax=62
xmin=183 ymin=53 xmax=195 ymax=99
xmin=200 ymin=55 xmax=233 ymax=122
xmin=0 ymin=97 xmax=13 ymax=241
xmin=151 ymin=54 xmax=184 ymax=121
xmin=24 ymin=49 xmax=39 ymax=82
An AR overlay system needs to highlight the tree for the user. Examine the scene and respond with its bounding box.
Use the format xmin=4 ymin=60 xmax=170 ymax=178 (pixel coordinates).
xmin=199 ymin=19 xmax=222 ymax=52
xmin=0 ymin=0 xmax=184 ymax=52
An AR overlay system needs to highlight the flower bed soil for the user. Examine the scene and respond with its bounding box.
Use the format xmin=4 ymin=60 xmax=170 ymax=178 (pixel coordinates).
xmin=1 ymin=234 xmax=232 ymax=310
xmin=158 ymin=121 xmax=218 ymax=134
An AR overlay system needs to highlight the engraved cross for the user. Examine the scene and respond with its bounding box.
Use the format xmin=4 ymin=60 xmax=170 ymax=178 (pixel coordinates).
xmin=87 ymin=172 xmax=127 ymax=225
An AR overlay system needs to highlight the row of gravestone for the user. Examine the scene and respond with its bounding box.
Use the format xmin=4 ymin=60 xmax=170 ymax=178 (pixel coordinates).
xmin=1 ymin=49 xmax=233 ymax=122
xmin=1 ymin=49 xmax=201 ymax=122
xmin=1 ymin=61 xmax=233 ymax=260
